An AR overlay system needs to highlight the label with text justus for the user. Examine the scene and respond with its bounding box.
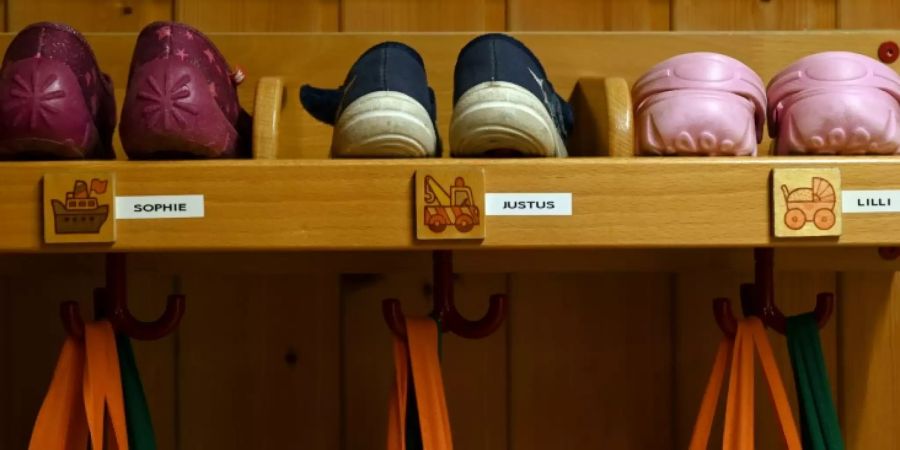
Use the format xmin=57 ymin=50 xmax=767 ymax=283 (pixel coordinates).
xmin=842 ymin=190 xmax=900 ymax=213
xmin=484 ymin=193 xmax=572 ymax=216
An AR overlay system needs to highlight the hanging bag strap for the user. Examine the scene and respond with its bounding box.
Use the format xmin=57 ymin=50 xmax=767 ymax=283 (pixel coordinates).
xmin=388 ymin=333 xmax=411 ymax=450
xmin=28 ymin=337 xmax=89 ymax=450
xmin=747 ymin=318 xmax=802 ymax=450
xmin=83 ymin=321 xmax=130 ymax=450
xmin=117 ymin=334 xmax=158 ymax=450
xmin=786 ymin=313 xmax=845 ymax=450
xmin=723 ymin=320 xmax=755 ymax=450
xmin=690 ymin=317 xmax=803 ymax=450
xmin=406 ymin=318 xmax=453 ymax=449
xmin=688 ymin=338 xmax=732 ymax=450
xmin=386 ymin=317 xmax=453 ymax=450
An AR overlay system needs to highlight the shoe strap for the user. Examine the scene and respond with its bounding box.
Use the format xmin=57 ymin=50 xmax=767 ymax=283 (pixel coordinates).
xmin=299 ymin=84 xmax=344 ymax=125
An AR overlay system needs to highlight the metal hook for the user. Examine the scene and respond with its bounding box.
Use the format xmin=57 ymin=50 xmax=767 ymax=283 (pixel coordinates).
xmin=382 ymin=250 xmax=508 ymax=340
xmin=713 ymin=248 xmax=834 ymax=337
xmin=60 ymin=253 xmax=185 ymax=340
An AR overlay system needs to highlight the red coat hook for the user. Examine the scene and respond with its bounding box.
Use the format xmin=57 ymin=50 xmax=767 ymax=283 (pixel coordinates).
xmin=60 ymin=253 xmax=185 ymax=340
xmin=879 ymin=247 xmax=900 ymax=260
xmin=713 ymin=248 xmax=834 ymax=337
xmin=383 ymin=250 xmax=507 ymax=340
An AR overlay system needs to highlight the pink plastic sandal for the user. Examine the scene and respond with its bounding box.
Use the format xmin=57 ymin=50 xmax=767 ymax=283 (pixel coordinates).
xmin=768 ymin=51 xmax=900 ymax=155
xmin=632 ymin=52 xmax=766 ymax=156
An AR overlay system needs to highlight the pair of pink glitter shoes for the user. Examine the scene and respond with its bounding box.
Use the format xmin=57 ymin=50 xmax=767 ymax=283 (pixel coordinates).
xmin=0 ymin=22 xmax=248 ymax=160
xmin=633 ymin=51 xmax=900 ymax=156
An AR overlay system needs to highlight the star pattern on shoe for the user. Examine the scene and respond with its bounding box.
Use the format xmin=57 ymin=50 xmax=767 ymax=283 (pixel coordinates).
xmin=156 ymin=26 xmax=172 ymax=40
xmin=175 ymin=48 xmax=188 ymax=61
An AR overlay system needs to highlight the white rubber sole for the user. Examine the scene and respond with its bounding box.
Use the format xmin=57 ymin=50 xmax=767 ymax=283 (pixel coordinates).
xmin=332 ymin=91 xmax=437 ymax=158
xmin=450 ymin=81 xmax=567 ymax=157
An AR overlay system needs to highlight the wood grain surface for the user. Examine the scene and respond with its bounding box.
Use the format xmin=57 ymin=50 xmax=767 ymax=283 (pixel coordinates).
xmin=3 ymin=157 xmax=900 ymax=251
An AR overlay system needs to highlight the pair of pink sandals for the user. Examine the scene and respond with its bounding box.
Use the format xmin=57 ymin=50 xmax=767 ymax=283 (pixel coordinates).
xmin=633 ymin=51 xmax=900 ymax=156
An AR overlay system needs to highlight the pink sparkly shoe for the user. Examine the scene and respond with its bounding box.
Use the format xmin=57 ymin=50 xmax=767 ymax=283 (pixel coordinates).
xmin=120 ymin=22 xmax=249 ymax=159
xmin=632 ymin=52 xmax=766 ymax=156
xmin=768 ymin=51 xmax=900 ymax=155
xmin=0 ymin=23 xmax=116 ymax=159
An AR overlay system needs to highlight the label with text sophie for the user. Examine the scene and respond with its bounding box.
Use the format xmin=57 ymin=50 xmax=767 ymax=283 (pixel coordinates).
xmin=842 ymin=190 xmax=900 ymax=213
xmin=116 ymin=195 xmax=205 ymax=219
xmin=484 ymin=193 xmax=572 ymax=216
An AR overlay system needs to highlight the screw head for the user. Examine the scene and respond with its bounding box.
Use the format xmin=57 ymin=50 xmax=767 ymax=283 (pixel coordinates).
xmin=878 ymin=41 xmax=899 ymax=63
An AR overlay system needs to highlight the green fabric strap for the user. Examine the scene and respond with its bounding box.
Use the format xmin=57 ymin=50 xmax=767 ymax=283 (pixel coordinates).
xmin=786 ymin=313 xmax=844 ymax=450
xmin=116 ymin=334 xmax=158 ymax=450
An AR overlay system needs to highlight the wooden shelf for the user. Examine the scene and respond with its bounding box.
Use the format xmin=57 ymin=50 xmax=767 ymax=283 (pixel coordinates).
xmin=3 ymin=157 xmax=900 ymax=252
xmin=2 ymin=31 xmax=899 ymax=253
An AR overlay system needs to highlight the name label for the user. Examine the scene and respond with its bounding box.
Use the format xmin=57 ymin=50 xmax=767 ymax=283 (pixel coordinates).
xmin=485 ymin=193 xmax=572 ymax=216
xmin=843 ymin=190 xmax=900 ymax=213
xmin=116 ymin=195 xmax=205 ymax=219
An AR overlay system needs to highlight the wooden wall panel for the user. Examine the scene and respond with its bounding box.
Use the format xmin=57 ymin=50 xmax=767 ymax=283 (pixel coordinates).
xmin=0 ymin=278 xmax=10 ymax=448
xmin=7 ymin=0 xmax=171 ymax=32
xmin=0 ymin=255 xmax=104 ymax=450
xmin=178 ymin=273 xmax=340 ymax=450
xmin=340 ymin=0 xmax=505 ymax=31
xmin=838 ymin=0 xmax=900 ymax=28
xmin=674 ymin=271 xmax=838 ymax=448
xmin=176 ymin=0 xmax=338 ymax=32
xmin=0 ymin=0 xmax=6 ymax=32
xmin=127 ymin=267 xmax=181 ymax=450
xmin=839 ymin=272 xmax=900 ymax=450
xmin=671 ymin=0 xmax=836 ymax=30
xmin=508 ymin=0 xmax=670 ymax=31
xmin=342 ymin=272 xmax=508 ymax=449
xmin=509 ymin=273 xmax=673 ymax=449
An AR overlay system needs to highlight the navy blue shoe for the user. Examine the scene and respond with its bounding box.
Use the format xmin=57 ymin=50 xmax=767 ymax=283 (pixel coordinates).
xmin=450 ymin=34 xmax=573 ymax=157
xmin=300 ymin=42 xmax=439 ymax=158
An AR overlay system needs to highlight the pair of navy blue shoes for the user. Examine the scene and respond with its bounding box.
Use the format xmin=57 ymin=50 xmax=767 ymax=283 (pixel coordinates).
xmin=300 ymin=34 xmax=573 ymax=158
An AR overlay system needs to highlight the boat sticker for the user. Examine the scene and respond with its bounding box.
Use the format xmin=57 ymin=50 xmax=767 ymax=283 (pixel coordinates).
xmin=44 ymin=173 xmax=116 ymax=243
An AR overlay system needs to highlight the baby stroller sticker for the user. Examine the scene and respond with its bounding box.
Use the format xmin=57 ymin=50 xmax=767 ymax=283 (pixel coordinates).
xmin=772 ymin=169 xmax=842 ymax=238
xmin=782 ymin=177 xmax=836 ymax=230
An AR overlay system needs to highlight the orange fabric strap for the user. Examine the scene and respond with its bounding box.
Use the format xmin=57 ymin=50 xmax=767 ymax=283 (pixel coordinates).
xmin=690 ymin=317 xmax=802 ymax=450
xmin=28 ymin=337 xmax=89 ymax=450
xmin=728 ymin=319 xmax=757 ymax=450
xmin=83 ymin=321 xmax=130 ymax=450
xmin=688 ymin=337 xmax=731 ymax=450
xmin=387 ymin=317 xmax=453 ymax=450
xmin=747 ymin=319 xmax=802 ymax=450
xmin=387 ymin=336 xmax=410 ymax=450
